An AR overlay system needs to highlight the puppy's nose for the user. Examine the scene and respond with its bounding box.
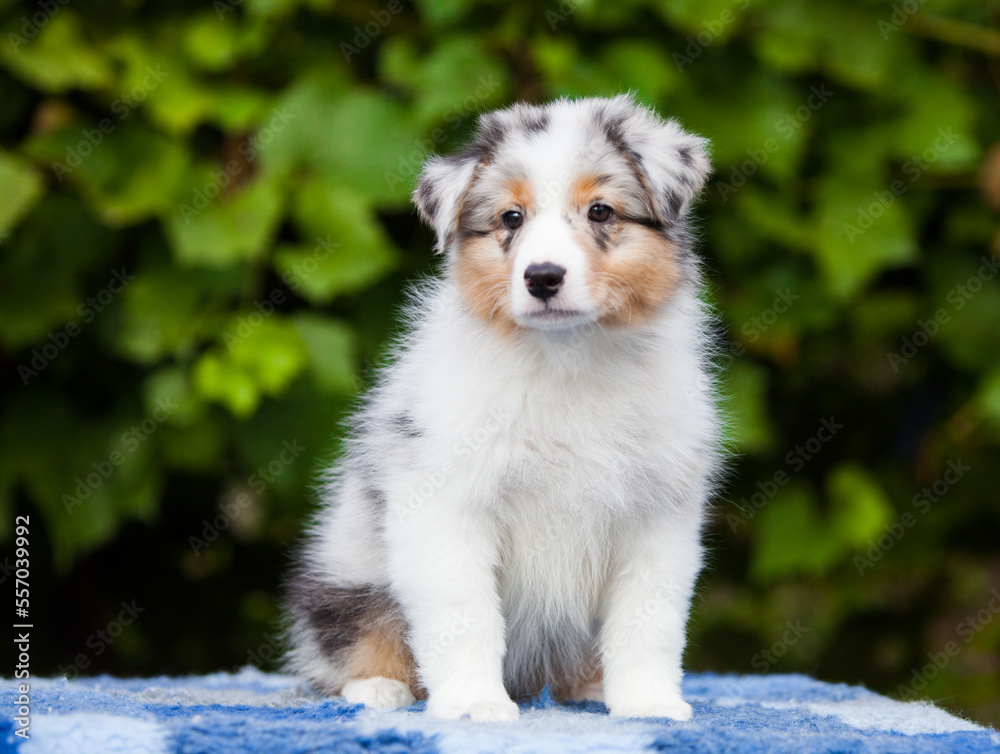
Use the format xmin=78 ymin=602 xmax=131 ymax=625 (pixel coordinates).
xmin=524 ymin=263 xmax=565 ymax=301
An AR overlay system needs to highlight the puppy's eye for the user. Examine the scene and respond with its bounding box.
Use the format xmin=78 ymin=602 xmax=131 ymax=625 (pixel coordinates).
xmin=501 ymin=210 xmax=524 ymax=230
xmin=588 ymin=203 xmax=613 ymax=223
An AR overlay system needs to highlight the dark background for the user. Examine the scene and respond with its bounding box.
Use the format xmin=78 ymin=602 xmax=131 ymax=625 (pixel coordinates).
xmin=1 ymin=0 xmax=999 ymax=727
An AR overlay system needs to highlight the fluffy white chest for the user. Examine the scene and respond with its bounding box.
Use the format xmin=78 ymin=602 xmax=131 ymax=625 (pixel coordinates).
xmin=469 ymin=370 xmax=662 ymax=618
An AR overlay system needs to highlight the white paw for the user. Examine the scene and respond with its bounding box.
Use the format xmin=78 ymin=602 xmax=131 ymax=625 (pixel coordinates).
xmin=609 ymin=696 xmax=692 ymax=721
xmin=342 ymin=676 xmax=416 ymax=709
xmin=427 ymin=695 xmax=520 ymax=722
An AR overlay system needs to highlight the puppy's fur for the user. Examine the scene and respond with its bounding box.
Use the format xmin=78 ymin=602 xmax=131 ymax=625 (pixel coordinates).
xmin=285 ymin=95 xmax=722 ymax=722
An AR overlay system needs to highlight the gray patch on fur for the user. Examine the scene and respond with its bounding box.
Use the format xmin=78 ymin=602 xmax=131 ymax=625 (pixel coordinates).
xmin=286 ymin=575 xmax=401 ymax=662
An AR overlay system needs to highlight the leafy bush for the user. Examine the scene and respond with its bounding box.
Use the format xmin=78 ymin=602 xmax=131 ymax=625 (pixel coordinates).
xmin=1 ymin=0 xmax=998 ymax=726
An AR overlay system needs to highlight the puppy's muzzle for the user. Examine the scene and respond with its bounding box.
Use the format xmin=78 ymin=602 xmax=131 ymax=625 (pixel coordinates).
xmin=524 ymin=263 xmax=566 ymax=301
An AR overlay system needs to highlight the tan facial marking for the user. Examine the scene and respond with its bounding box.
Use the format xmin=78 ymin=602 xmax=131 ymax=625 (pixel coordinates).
xmin=345 ymin=617 xmax=425 ymax=699
xmin=452 ymin=175 xmax=538 ymax=338
xmin=577 ymin=223 xmax=680 ymax=327
xmin=454 ymin=235 xmax=520 ymax=338
xmin=502 ymin=175 xmax=534 ymax=214
xmin=570 ymin=175 xmax=606 ymax=211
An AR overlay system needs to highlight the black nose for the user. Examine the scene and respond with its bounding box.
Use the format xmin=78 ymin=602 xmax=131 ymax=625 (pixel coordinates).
xmin=524 ymin=263 xmax=565 ymax=301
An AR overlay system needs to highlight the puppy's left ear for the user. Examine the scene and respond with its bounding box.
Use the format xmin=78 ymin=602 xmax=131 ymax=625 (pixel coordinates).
xmin=601 ymin=96 xmax=711 ymax=225
xmin=413 ymin=153 xmax=480 ymax=254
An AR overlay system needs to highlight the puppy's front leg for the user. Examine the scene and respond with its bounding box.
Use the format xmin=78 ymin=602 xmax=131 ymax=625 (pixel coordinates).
xmin=600 ymin=510 xmax=703 ymax=721
xmin=386 ymin=494 xmax=518 ymax=722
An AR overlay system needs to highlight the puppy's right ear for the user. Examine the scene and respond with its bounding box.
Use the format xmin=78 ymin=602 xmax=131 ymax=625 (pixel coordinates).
xmin=413 ymin=153 xmax=480 ymax=254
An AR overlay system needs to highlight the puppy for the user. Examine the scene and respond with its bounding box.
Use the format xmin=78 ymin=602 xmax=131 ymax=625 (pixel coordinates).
xmin=285 ymin=95 xmax=722 ymax=722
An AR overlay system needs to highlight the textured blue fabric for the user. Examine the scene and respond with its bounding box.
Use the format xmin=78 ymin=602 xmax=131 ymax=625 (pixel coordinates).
xmin=2 ymin=669 xmax=997 ymax=753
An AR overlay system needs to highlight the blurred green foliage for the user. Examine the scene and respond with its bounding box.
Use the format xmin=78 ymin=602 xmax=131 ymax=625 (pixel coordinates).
xmin=1 ymin=0 xmax=999 ymax=727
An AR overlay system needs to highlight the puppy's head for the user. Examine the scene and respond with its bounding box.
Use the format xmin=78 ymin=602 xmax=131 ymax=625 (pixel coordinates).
xmin=414 ymin=95 xmax=710 ymax=335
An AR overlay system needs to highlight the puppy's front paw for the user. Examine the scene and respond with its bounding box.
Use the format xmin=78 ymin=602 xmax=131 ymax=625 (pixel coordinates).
xmin=342 ymin=676 xmax=416 ymax=709
xmin=427 ymin=694 xmax=520 ymax=722
xmin=608 ymin=695 xmax=692 ymax=721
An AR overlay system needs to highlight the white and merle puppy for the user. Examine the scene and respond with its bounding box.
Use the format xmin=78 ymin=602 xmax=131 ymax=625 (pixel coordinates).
xmin=285 ymin=95 xmax=722 ymax=722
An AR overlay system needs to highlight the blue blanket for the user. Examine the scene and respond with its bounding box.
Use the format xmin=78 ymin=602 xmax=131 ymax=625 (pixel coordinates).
xmin=2 ymin=669 xmax=996 ymax=753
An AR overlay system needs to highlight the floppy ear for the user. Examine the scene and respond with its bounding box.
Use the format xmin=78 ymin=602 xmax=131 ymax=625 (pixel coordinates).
xmin=413 ymin=152 xmax=481 ymax=254
xmin=599 ymin=95 xmax=711 ymax=226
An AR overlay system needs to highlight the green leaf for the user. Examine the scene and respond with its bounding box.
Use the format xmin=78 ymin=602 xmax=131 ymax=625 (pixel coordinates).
xmin=116 ymin=265 xmax=234 ymax=364
xmin=260 ymin=81 xmax=418 ymax=204
xmin=193 ymin=318 xmax=309 ymax=417
xmin=532 ymin=38 xmax=636 ymax=99
xmin=389 ymin=35 xmax=508 ymax=128
xmin=100 ymin=36 xmax=273 ymax=135
xmin=246 ymin=0 xmax=336 ymax=18
xmin=274 ymin=181 xmax=398 ymax=303
xmin=813 ymin=173 xmax=917 ymax=298
xmin=752 ymin=485 xmax=843 ymax=582
xmin=887 ymin=73 xmax=980 ymax=165
xmin=413 ymin=0 xmax=478 ymax=28
xmin=143 ymin=366 xmax=208 ymax=428
xmin=166 ymin=168 xmax=286 ymax=268
xmin=978 ymin=368 xmax=1000 ymax=426
xmin=681 ymin=72 xmax=805 ymax=180
xmin=193 ymin=353 xmax=261 ymax=418
xmin=734 ymin=187 xmax=815 ymax=251
xmin=929 ymin=254 xmax=1000 ymax=371
xmin=182 ymin=13 xmax=243 ymax=71
xmin=0 ymin=195 xmax=114 ymax=348
xmin=828 ymin=464 xmax=895 ymax=548
xmin=656 ymin=0 xmax=747 ymax=39
xmin=25 ymin=122 xmax=188 ymax=226
xmin=0 ymin=393 xmax=161 ymax=569
xmin=600 ymin=41 xmax=680 ymax=103
xmin=293 ymin=313 xmax=357 ymax=394
xmin=754 ymin=1 xmax=899 ymax=89
xmin=0 ymin=150 xmax=44 ymax=239
xmin=0 ymin=11 xmax=113 ymax=92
